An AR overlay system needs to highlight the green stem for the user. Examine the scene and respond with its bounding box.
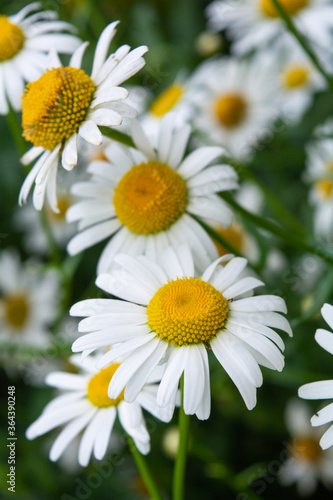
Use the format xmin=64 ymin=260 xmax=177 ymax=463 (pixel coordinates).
xmin=173 ymin=376 xmax=190 ymax=500
xmin=220 ymin=192 xmax=333 ymax=266
xmin=99 ymin=126 xmax=135 ymax=148
xmin=6 ymin=106 xmax=27 ymax=156
xmin=126 ymin=435 xmax=163 ymax=500
xmin=223 ymin=156 xmax=306 ymax=238
xmin=271 ymin=0 xmax=333 ymax=90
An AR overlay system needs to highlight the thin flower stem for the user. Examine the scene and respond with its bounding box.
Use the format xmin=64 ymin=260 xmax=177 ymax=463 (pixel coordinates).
xmin=126 ymin=435 xmax=163 ymax=500
xmin=98 ymin=126 xmax=135 ymax=148
xmin=6 ymin=105 xmax=28 ymax=156
xmin=271 ymin=0 xmax=333 ymax=90
xmin=220 ymin=192 xmax=333 ymax=266
xmin=173 ymin=376 xmax=190 ymax=500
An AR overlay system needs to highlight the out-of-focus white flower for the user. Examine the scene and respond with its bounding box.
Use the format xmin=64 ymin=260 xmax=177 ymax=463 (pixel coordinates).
xmin=0 ymin=250 xmax=60 ymax=345
xmin=280 ymin=399 xmax=333 ymax=496
xmin=189 ymin=57 xmax=278 ymax=159
xmin=206 ymin=0 xmax=333 ymax=56
xmin=0 ymin=2 xmax=80 ymax=114
xmin=305 ymin=138 xmax=333 ymax=238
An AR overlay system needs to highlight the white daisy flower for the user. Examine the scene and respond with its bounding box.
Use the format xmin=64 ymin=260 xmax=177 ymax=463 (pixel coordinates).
xmin=206 ymin=0 xmax=333 ymax=56
xmin=26 ymin=355 xmax=175 ymax=465
xmin=262 ymin=35 xmax=328 ymax=123
xmin=279 ymin=399 xmax=333 ymax=496
xmin=139 ymin=74 xmax=197 ymax=141
xmin=299 ymin=303 xmax=333 ymax=450
xmin=0 ymin=250 xmax=60 ymax=346
xmin=189 ymin=57 xmax=278 ymax=159
xmin=66 ymin=114 xmax=238 ymax=274
xmin=71 ymin=245 xmax=292 ymax=420
xmin=19 ymin=21 xmax=148 ymax=212
xmin=305 ymin=138 xmax=333 ymax=238
xmin=0 ymin=2 xmax=81 ymax=114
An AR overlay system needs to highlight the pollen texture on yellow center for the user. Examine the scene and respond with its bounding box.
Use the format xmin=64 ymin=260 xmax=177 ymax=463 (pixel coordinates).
xmin=113 ymin=161 xmax=188 ymax=235
xmin=150 ymin=84 xmax=184 ymax=117
xmin=283 ymin=65 xmax=309 ymax=89
xmin=291 ymin=437 xmax=322 ymax=462
xmin=22 ymin=66 xmax=96 ymax=150
xmin=0 ymin=16 xmax=25 ymax=62
xmin=147 ymin=277 xmax=229 ymax=346
xmin=260 ymin=0 xmax=308 ymax=18
xmin=87 ymin=364 xmax=124 ymax=408
xmin=3 ymin=293 xmax=29 ymax=329
xmin=214 ymin=93 xmax=247 ymax=129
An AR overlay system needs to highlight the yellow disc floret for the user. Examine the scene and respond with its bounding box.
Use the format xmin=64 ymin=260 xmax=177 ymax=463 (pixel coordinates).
xmin=150 ymin=84 xmax=184 ymax=117
xmin=22 ymin=66 xmax=96 ymax=150
xmin=315 ymin=178 xmax=333 ymax=199
xmin=87 ymin=364 xmax=124 ymax=408
xmin=260 ymin=0 xmax=308 ymax=18
xmin=147 ymin=277 xmax=229 ymax=346
xmin=214 ymin=93 xmax=247 ymax=129
xmin=0 ymin=16 xmax=25 ymax=62
xmin=283 ymin=65 xmax=309 ymax=89
xmin=291 ymin=437 xmax=323 ymax=462
xmin=3 ymin=293 xmax=29 ymax=329
xmin=113 ymin=161 xmax=188 ymax=235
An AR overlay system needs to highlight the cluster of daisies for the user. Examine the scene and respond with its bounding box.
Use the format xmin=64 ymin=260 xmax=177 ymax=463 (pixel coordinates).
xmin=0 ymin=2 xmax=333 ymax=493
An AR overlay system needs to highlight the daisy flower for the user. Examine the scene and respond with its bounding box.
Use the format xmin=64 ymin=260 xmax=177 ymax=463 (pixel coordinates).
xmin=189 ymin=57 xmax=278 ymax=159
xmin=0 ymin=2 xmax=80 ymax=114
xmin=19 ymin=21 xmax=148 ymax=212
xmin=305 ymin=138 xmax=333 ymax=238
xmin=206 ymin=0 xmax=333 ymax=56
xmin=279 ymin=399 xmax=333 ymax=495
xmin=26 ymin=355 xmax=175 ymax=466
xmin=264 ymin=35 xmax=328 ymax=123
xmin=299 ymin=303 xmax=333 ymax=450
xmin=0 ymin=250 xmax=60 ymax=346
xmin=66 ymin=114 xmax=238 ymax=274
xmin=71 ymin=245 xmax=292 ymax=420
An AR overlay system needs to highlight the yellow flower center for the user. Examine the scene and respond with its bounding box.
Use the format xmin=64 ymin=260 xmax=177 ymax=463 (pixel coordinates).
xmin=214 ymin=224 xmax=244 ymax=256
xmin=291 ymin=437 xmax=322 ymax=463
xmin=87 ymin=364 xmax=124 ymax=408
xmin=150 ymin=84 xmax=184 ymax=117
xmin=147 ymin=277 xmax=229 ymax=346
xmin=0 ymin=16 xmax=25 ymax=62
xmin=113 ymin=161 xmax=188 ymax=235
xmin=260 ymin=0 xmax=308 ymax=17
xmin=315 ymin=178 xmax=333 ymax=199
xmin=22 ymin=67 xmax=96 ymax=150
xmin=214 ymin=94 xmax=247 ymax=129
xmin=283 ymin=65 xmax=309 ymax=89
xmin=3 ymin=293 xmax=29 ymax=330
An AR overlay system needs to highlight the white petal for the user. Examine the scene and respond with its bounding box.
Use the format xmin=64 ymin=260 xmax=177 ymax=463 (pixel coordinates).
xmin=315 ymin=328 xmax=333 ymax=356
xmin=91 ymin=22 xmax=119 ymax=80
xmin=167 ymin=124 xmax=191 ymax=169
xmin=96 ymin=270 xmax=153 ymax=305
xmin=178 ymin=146 xmax=226 ymax=180
xmin=78 ymin=120 xmax=103 ymax=145
xmin=322 ymin=303 xmax=333 ymax=330
xmin=78 ymin=412 xmax=102 ymax=466
xmin=90 ymin=108 xmax=122 ymax=127
xmin=69 ymin=41 xmax=89 ymax=68
xmin=45 ymin=372 xmax=87 ymax=391
xmin=131 ymin=119 xmax=156 ymax=160
xmin=62 ymin=134 xmax=78 ymax=170
xmin=183 ymin=345 xmax=206 ymax=416
xmin=91 ymin=87 xmax=129 ymax=108
xmin=93 ymin=407 xmax=117 ymax=460
xmin=230 ymin=295 xmax=287 ymax=314
xmin=222 ymin=277 xmax=264 ymax=300
xmin=299 ymin=380 xmax=333 ymax=400
xmin=67 ymin=219 xmax=121 ymax=255
xmin=72 ymin=325 xmax=151 ymax=352
xmin=311 ymin=402 xmax=333 ymax=427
